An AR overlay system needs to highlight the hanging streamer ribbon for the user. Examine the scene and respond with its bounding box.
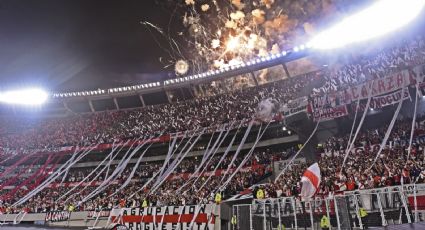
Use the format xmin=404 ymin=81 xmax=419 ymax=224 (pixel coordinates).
xmin=57 ymin=141 xmax=124 ymax=202
xmin=406 ymin=85 xmax=419 ymax=162
xmin=197 ymin=122 xmax=243 ymax=191
xmin=13 ymin=143 xmax=98 ymax=207
xmin=176 ymin=128 xmax=218 ymax=192
xmin=341 ymin=81 xmax=375 ymax=170
xmin=275 ymin=119 xmax=321 ymax=183
xmin=79 ymin=138 xmax=149 ymax=204
xmin=152 ymin=132 xmax=192 ymax=189
xmin=219 ymin=120 xmax=272 ymax=191
xmin=402 ymin=85 xmax=419 ymax=187
xmin=179 ymin=123 xmax=236 ymax=193
xmin=218 ymin=120 xmax=255 ymax=185
xmin=149 ymin=129 xmax=206 ymax=195
xmin=151 ymin=130 xmax=201 ymax=190
xmin=370 ymin=87 xmax=406 ymax=168
xmin=108 ymin=142 xmax=155 ymax=198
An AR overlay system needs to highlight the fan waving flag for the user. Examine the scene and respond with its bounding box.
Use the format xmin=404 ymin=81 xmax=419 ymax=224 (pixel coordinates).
xmin=300 ymin=163 xmax=321 ymax=199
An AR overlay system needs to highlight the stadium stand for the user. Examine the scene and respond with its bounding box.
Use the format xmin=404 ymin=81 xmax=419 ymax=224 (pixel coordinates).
xmin=1 ymin=33 xmax=425 ymax=230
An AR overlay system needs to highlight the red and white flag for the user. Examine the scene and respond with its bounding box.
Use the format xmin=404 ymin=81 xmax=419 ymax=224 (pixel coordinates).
xmin=300 ymin=163 xmax=321 ymax=198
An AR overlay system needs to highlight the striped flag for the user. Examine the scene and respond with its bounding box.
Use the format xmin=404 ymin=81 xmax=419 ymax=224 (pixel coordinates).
xmin=300 ymin=163 xmax=321 ymax=198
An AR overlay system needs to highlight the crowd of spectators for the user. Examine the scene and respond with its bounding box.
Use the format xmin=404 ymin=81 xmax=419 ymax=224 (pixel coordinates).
xmin=0 ymin=73 xmax=312 ymax=153
xmin=4 ymin=114 xmax=425 ymax=213
xmin=0 ymin=36 xmax=424 ymax=153
xmin=0 ymin=148 xmax=293 ymax=213
xmin=312 ymin=36 xmax=425 ymax=95
xmin=1 ymin=31 xmax=425 ymax=215
xmin=262 ymin=116 xmax=425 ymax=200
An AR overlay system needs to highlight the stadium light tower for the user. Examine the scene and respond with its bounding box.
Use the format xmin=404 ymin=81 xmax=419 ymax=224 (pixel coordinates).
xmin=309 ymin=0 xmax=425 ymax=50
xmin=0 ymin=88 xmax=48 ymax=105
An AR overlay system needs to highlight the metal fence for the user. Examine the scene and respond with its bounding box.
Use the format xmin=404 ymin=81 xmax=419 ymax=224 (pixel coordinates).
xmin=232 ymin=184 xmax=425 ymax=230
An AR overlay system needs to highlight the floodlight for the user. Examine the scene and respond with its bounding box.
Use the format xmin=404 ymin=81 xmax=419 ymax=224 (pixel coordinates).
xmin=310 ymin=0 xmax=425 ymax=50
xmin=0 ymin=88 xmax=48 ymax=105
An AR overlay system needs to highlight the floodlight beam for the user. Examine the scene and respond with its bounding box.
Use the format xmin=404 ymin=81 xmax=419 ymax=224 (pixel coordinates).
xmin=0 ymin=88 xmax=48 ymax=105
xmin=310 ymin=0 xmax=425 ymax=50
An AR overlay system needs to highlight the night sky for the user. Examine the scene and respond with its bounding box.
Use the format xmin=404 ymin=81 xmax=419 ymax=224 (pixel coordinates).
xmin=0 ymin=0 xmax=182 ymax=91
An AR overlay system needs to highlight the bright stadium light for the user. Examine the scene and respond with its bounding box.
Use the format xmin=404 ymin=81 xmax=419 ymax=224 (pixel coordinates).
xmin=310 ymin=0 xmax=425 ymax=50
xmin=0 ymin=88 xmax=48 ymax=105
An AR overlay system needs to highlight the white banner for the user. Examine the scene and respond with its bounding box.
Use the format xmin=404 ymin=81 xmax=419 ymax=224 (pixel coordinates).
xmin=280 ymin=96 xmax=308 ymax=117
xmin=353 ymin=89 xmax=410 ymax=111
xmin=273 ymin=157 xmax=306 ymax=172
xmin=313 ymin=105 xmax=349 ymax=122
xmin=344 ymin=184 xmax=425 ymax=211
xmin=110 ymin=204 xmax=216 ymax=230
xmin=311 ymin=68 xmax=415 ymax=110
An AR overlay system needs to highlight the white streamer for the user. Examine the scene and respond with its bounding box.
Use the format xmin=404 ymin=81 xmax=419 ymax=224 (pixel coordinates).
xmin=13 ymin=144 xmax=98 ymax=207
xmin=197 ymin=123 xmax=243 ymax=191
xmin=370 ymin=87 xmax=406 ymax=168
xmin=175 ymin=129 xmax=220 ymax=193
xmin=274 ymin=119 xmax=321 ymax=182
xmin=108 ymin=142 xmax=154 ymax=197
xmin=406 ymin=85 xmax=419 ymax=161
xmin=57 ymin=141 xmax=124 ymax=202
xmin=79 ymin=139 xmax=148 ymax=204
xmin=151 ymin=130 xmax=201 ymax=191
xmin=341 ymin=81 xmax=374 ymax=170
xmin=72 ymin=140 xmax=137 ymax=201
xmin=218 ymin=120 xmax=255 ymax=185
xmin=219 ymin=120 xmax=271 ymax=191
xmin=179 ymin=124 xmax=235 ymax=193
xmin=149 ymin=128 xmax=206 ymax=195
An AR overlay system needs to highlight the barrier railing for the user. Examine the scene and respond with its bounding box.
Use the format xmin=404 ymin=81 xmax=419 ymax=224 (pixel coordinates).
xmin=232 ymin=184 xmax=425 ymax=230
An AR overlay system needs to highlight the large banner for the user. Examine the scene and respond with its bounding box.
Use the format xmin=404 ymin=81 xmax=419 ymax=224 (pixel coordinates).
xmin=311 ymin=69 xmax=415 ymax=110
xmin=110 ymin=204 xmax=216 ymax=230
xmin=352 ymin=89 xmax=410 ymax=111
xmin=344 ymin=184 xmax=425 ymax=211
xmin=313 ymin=105 xmax=349 ymax=122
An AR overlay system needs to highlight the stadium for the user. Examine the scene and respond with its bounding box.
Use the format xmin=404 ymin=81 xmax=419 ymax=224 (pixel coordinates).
xmin=0 ymin=0 xmax=425 ymax=229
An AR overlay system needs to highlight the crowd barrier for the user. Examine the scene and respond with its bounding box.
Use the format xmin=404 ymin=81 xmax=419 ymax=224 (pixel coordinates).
xmin=2 ymin=185 xmax=425 ymax=230
xmin=232 ymin=184 xmax=425 ymax=230
xmin=0 ymin=204 xmax=220 ymax=230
